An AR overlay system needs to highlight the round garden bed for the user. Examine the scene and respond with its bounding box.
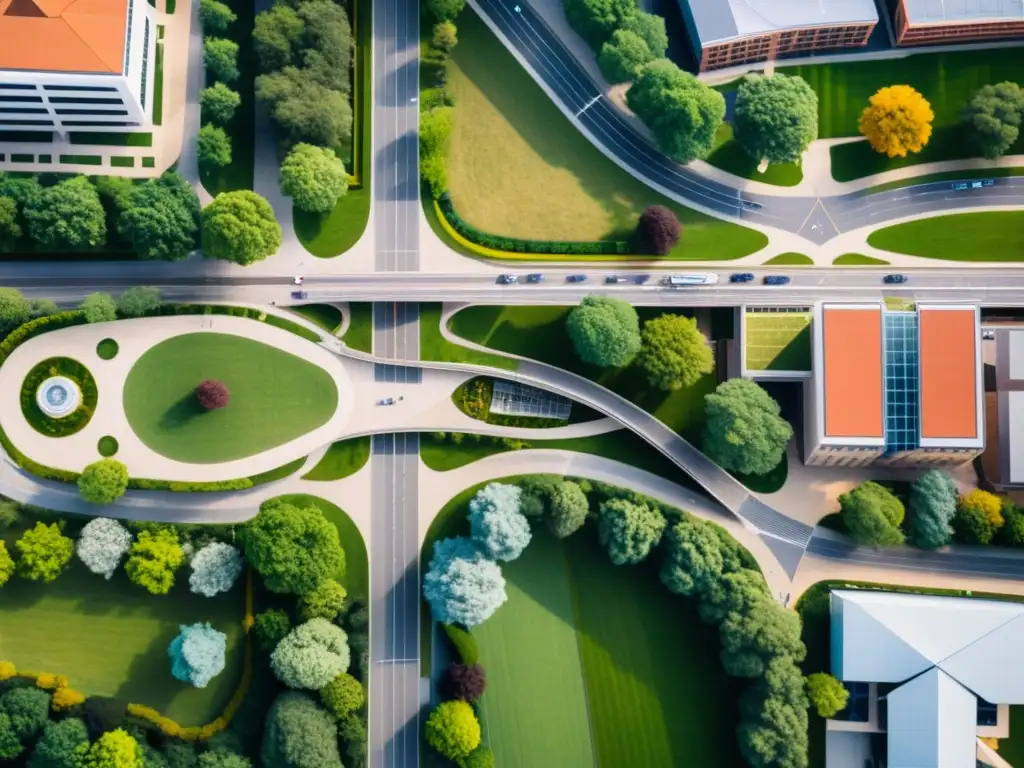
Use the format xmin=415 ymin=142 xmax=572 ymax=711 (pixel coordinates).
xmin=98 ymin=436 xmax=119 ymax=457
xmin=21 ymin=357 xmax=98 ymax=437
xmin=97 ymin=338 xmax=119 ymax=360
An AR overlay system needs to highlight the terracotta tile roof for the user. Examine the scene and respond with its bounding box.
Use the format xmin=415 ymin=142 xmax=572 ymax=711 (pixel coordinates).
xmin=919 ymin=307 xmax=978 ymax=440
xmin=823 ymin=306 xmax=885 ymax=438
xmin=0 ymin=0 xmax=128 ymax=74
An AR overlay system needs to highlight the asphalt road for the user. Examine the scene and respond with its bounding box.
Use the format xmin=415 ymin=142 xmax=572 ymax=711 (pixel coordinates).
xmin=469 ymin=0 xmax=1024 ymax=243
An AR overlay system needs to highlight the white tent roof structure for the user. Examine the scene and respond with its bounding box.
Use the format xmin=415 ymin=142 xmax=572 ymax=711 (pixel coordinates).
xmin=684 ymin=0 xmax=879 ymax=47
xmin=887 ymin=668 xmax=978 ymax=768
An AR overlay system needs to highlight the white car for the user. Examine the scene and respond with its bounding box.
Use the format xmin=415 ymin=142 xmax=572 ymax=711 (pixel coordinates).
xmin=293 ymin=276 xmax=305 ymax=285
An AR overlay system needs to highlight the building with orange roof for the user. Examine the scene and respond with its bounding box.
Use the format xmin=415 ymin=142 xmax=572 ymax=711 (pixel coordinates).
xmin=0 ymin=0 xmax=156 ymax=136
xmin=805 ymin=302 xmax=982 ymax=467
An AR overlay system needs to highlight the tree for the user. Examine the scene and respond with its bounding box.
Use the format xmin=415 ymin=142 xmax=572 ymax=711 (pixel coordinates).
xmin=253 ymin=4 xmax=303 ymax=72
xmin=468 ymin=483 xmax=531 ymax=562
xmin=338 ymin=714 xmax=367 ymax=766
xmin=271 ymin=618 xmax=351 ymax=690
xmin=954 ymin=494 xmax=1002 ymax=545
xmin=197 ymin=125 xmax=232 ymax=169
xmin=719 ymin=595 xmax=805 ymax=677
xmin=424 ymin=700 xmax=480 ymax=761
xmin=638 ymin=313 xmax=713 ymax=391
xmin=702 ymin=379 xmax=792 ymax=476
xmin=738 ymin=656 xmax=809 ymax=768
xmin=24 ymin=176 xmax=106 ymax=251
xmin=563 ymin=0 xmax=636 ymax=49
xmin=319 ymin=673 xmax=364 ymax=718
xmin=566 ymin=295 xmax=641 ymax=368
xmin=961 ymin=81 xmax=1024 ymax=159
xmin=431 ymin=21 xmax=458 ymax=54
xmin=199 ymin=0 xmax=236 ymax=31
xmin=423 ymin=536 xmax=507 ymax=627
xmin=242 ymin=500 xmax=344 ymax=595
xmin=77 ymin=517 xmax=133 ymax=579
xmin=29 ymin=717 xmax=89 ymax=768
xmin=30 ymin=298 xmax=58 ymax=318
xmin=959 ymin=489 xmax=1004 ymax=530
xmin=294 ymin=0 xmax=353 ymax=91
xmin=78 ymin=459 xmax=129 ymax=504
xmin=261 ymin=692 xmax=342 ymax=768
xmin=0 ymin=715 xmax=25 ymax=761
xmin=116 ymin=286 xmax=162 ymax=318
xmin=16 ymin=523 xmax=73 ymax=582
xmin=201 ymin=83 xmax=242 ymax=125
xmin=839 ymin=481 xmax=905 ymax=546
xmin=81 ymin=292 xmax=117 ymax=323
xmin=195 ymin=380 xmax=230 ymax=410
xmin=597 ymin=497 xmax=666 ymax=565
xmin=627 ymin=60 xmax=725 ymax=164
xmin=0 ymin=541 xmax=12 ymax=587
xmin=621 ymin=10 xmax=667 ymax=57
xmin=998 ymin=501 xmax=1024 ymax=547
xmin=0 ymin=196 xmax=20 ymax=249
xmin=253 ymin=609 xmax=291 ymax=652
xmin=169 ymin=623 xmax=227 ymax=688
xmin=597 ymin=30 xmax=653 ymax=84
xmin=734 ymin=73 xmax=818 ymax=164
xmin=279 ymin=144 xmax=348 ymax=214
xmin=635 ymin=204 xmax=681 ymax=255
xmin=419 ymin=107 xmax=453 ymax=199
xmin=201 ymin=191 xmax=282 ymax=266
xmin=805 ymin=673 xmax=849 ymax=718
xmin=298 ymin=579 xmax=347 ymax=621
xmin=0 ymin=500 xmax=18 ymax=532
xmin=119 ymin=174 xmax=200 ymax=262
xmin=659 ymin=516 xmax=747 ymax=599
xmin=198 ymin=751 xmax=251 ymax=768
xmin=859 ymin=85 xmax=934 ymax=158
xmin=255 ymin=68 xmax=353 ymax=149
xmin=445 ymin=662 xmax=486 ymax=702
xmin=0 ymin=687 xmax=50 ymax=742
xmin=189 ymin=542 xmax=243 ymax=597
xmin=905 ymin=470 xmax=957 ymax=549
xmin=460 ymin=746 xmax=495 ymax=768
xmin=125 ymin=529 xmax=185 ymax=595
xmin=78 ymin=729 xmax=142 ymax=768
xmin=204 ymin=38 xmax=239 ymax=83
xmin=82 ymin=697 xmax=126 ymax=740
xmin=425 ymin=0 xmax=464 ymax=21
xmin=0 ymin=287 xmax=30 ymax=334
xmin=547 ymin=480 xmax=590 ymax=539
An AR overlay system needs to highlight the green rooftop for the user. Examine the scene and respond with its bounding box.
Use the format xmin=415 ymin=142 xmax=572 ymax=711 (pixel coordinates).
xmin=745 ymin=311 xmax=812 ymax=372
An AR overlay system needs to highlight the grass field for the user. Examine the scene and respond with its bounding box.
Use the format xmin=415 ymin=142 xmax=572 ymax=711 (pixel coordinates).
xmin=420 ymin=303 xmax=519 ymax=371
xmin=342 ymin=302 xmax=373 ymax=353
xmin=763 ymin=252 xmax=813 ymax=265
xmin=439 ymin=10 xmax=767 ymax=260
xmin=744 ymin=312 xmax=812 ymax=371
xmin=866 ymin=211 xmax=1024 ymax=261
xmin=448 ymin=305 xmax=716 ymax=438
xmin=302 ymin=436 xmax=371 ymax=481
xmin=292 ymin=304 xmax=342 ymax=332
xmin=833 ymin=253 xmax=888 ymax=265
xmin=123 ymin=333 xmax=338 ymax=463
xmin=707 ymin=123 xmax=803 ymax=187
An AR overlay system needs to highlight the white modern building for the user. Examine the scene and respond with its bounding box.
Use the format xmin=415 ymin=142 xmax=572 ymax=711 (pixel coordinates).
xmin=0 ymin=0 xmax=157 ymax=136
xmin=828 ymin=589 xmax=1024 ymax=768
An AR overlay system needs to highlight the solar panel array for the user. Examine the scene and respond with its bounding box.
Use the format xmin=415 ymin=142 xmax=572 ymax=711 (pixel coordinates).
xmin=490 ymin=380 xmax=571 ymax=420
xmin=883 ymin=312 xmax=920 ymax=453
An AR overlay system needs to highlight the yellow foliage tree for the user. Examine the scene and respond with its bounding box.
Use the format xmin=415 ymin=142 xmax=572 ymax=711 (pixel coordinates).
xmin=51 ymin=687 xmax=86 ymax=712
xmin=858 ymin=85 xmax=934 ymax=158
xmin=0 ymin=661 xmax=15 ymax=681
xmin=959 ymin=489 xmax=1004 ymax=530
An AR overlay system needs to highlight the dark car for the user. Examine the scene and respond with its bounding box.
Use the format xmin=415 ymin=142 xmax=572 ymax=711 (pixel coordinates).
xmin=526 ymin=273 xmax=545 ymax=283
xmin=763 ymin=275 xmax=790 ymax=286
xmin=497 ymin=274 xmax=519 ymax=284
xmin=566 ymin=274 xmax=587 ymax=283
xmin=730 ymin=273 xmax=755 ymax=283
xmin=291 ymin=291 xmax=308 ymax=299
xmin=605 ymin=275 xmax=628 ymax=284
xmin=742 ymin=200 xmax=763 ymax=210
xmin=883 ymin=274 xmax=909 ymax=284
xmin=634 ymin=274 xmax=650 ymax=284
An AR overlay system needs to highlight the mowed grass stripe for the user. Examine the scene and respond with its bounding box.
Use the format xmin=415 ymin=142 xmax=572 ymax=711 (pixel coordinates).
xmin=472 ymin=532 xmax=596 ymax=767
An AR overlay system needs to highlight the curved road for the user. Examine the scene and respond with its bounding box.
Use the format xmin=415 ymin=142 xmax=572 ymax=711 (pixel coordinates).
xmin=470 ymin=0 xmax=1024 ymax=244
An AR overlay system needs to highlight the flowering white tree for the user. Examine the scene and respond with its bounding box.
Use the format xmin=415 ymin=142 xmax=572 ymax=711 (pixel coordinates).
xmin=76 ymin=517 xmax=132 ymax=579
xmin=468 ymin=483 xmax=531 ymax=562
xmin=169 ymin=623 xmax=227 ymax=688
xmin=423 ymin=536 xmax=506 ymax=627
xmin=189 ymin=541 xmax=244 ymax=597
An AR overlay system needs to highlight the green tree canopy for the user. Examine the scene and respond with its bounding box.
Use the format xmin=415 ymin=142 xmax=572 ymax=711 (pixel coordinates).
xmin=431 ymin=21 xmax=458 ymax=54
xmin=597 ymin=30 xmax=653 ymax=84
xmin=117 ymin=286 xmax=162 ymax=318
xmin=197 ymin=124 xmax=232 ymax=169
xmin=201 ymin=191 xmax=282 ymax=266
xmin=961 ymin=82 xmax=1024 ymax=159
xmin=119 ymin=173 xmax=200 ymax=262
xmin=638 ymin=313 xmax=713 ymax=390
xmin=905 ymin=469 xmax=957 ymax=549
xmin=621 ymin=10 xmax=667 ymax=57
xmin=16 ymin=522 xmax=73 ymax=582
xmin=566 ymin=295 xmax=641 ymax=368
xmin=734 ymin=73 xmax=818 ymax=164
xmin=279 ymin=144 xmax=348 ymax=213
xmin=423 ymin=537 xmax=507 ymax=627
xmin=200 ymin=83 xmax=242 ymax=125
xmin=805 ymin=672 xmax=849 ymax=718
xmin=78 ymin=459 xmax=129 ymax=504
xmin=659 ymin=517 xmax=748 ymax=599
xmin=839 ymin=481 xmax=905 ymax=546
xmin=80 ymin=292 xmax=117 ymax=323
xmin=0 ymin=197 xmax=20 ymax=249
xmin=253 ymin=609 xmax=291 ymax=652
xmin=125 ymin=529 xmax=185 ymax=595
xmin=260 ymin=692 xmax=341 ymax=768
xmin=626 ymin=60 xmax=725 ymax=164
xmin=78 ymin=728 xmax=142 ymax=768
xmin=298 ymin=578 xmax=348 ymax=622
xmin=547 ymin=480 xmax=590 ymax=539
xmin=28 ymin=716 xmax=89 ymax=768
xmin=253 ymin=4 xmax=303 ymax=71
xmin=424 ymin=700 xmax=480 ymax=761
xmin=425 ymin=0 xmax=464 ymax=21
xmin=0 ymin=287 xmax=31 ymax=334
xmin=203 ymin=38 xmax=240 ymax=83
xmin=0 ymin=541 xmax=13 ymax=587
xmin=24 ymin=176 xmax=106 ymax=251
xmin=702 ymin=379 xmax=792 ymax=476
xmin=199 ymin=0 xmax=236 ymax=31
xmin=597 ymin=497 xmax=666 ymax=565
xmin=319 ymin=672 xmax=364 ymax=718
xmin=738 ymin=656 xmax=809 ymax=768
xmin=563 ymin=0 xmax=636 ymax=49
xmin=255 ymin=68 xmax=353 ymax=149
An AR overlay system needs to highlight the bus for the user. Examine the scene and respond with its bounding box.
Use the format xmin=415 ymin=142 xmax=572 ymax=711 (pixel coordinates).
xmin=662 ymin=273 xmax=719 ymax=287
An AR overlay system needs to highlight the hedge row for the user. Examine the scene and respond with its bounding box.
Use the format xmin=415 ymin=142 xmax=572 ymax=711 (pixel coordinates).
xmin=438 ymin=194 xmax=629 ymax=256
xmin=0 ymin=311 xmax=87 ymax=366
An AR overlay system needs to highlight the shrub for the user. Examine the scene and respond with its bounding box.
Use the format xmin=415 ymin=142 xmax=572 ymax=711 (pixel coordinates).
xmin=0 ymin=662 xmax=14 ymax=682
xmin=34 ymin=674 xmax=68 ymax=691
xmin=460 ymin=746 xmax=496 ymax=768
xmin=839 ymin=481 xmax=905 ymax=546
xmin=998 ymin=501 xmax=1024 ymax=547
xmin=0 ymin=687 xmax=51 ymax=741
xmin=597 ymin=29 xmax=653 ymax=84
xmin=953 ymin=503 xmax=998 ymax=545
xmin=597 ymin=498 xmax=666 ymax=565
xmin=318 ymin=673 xmax=364 ymax=718
xmin=50 ymin=687 xmax=86 ymax=713
xmin=566 ymin=295 xmax=641 ymax=368
xmin=169 ymin=623 xmax=228 ymax=689
xmin=905 ymin=470 xmax=957 ymax=549
xmin=204 ymin=38 xmax=240 ymax=83
xmin=635 ymin=205 xmax=681 ymax=255
xmin=200 ymin=84 xmax=242 ymax=125
xmin=547 ymin=480 xmax=590 ymax=539
xmin=125 ymin=529 xmax=185 ymax=595
xmin=271 ymin=618 xmax=350 ymax=690
xmin=197 ymin=751 xmax=250 ymax=768
xmin=29 ymin=717 xmax=89 ymax=767
xmin=253 ymin=610 xmax=291 ymax=652
xmin=199 ymin=0 xmax=236 ymax=31
xmin=80 ymin=292 xmax=117 ymax=324
xmin=958 ymin=489 xmax=1004 ymax=530
xmin=444 ymin=662 xmax=486 ymax=702
xmin=77 ymin=517 xmax=133 ymax=579
xmin=298 ymin=579 xmax=347 ymax=622
xmin=78 ymin=459 xmax=129 ymax=504
xmin=424 ymin=700 xmax=480 ymax=761
xmin=16 ymin=522 xmax=73 ymax=582
xmin=423 ymin=537 xmax=506 ymax=628
xmin=260 ymin=692 xmax=341 ymax=768
xmin=468 ymin=483 xmax=531 ymax=562
xmin=0 ymin=501 xmax=19 ymax=532
xmin=431 ymin=21 xmax=458 ymax=54
xmin=189 ymin=542 xmax=243 ymax=597
xmin=0 ymin=542 xmax=12 ymax=587
xmin=198 ymin=125 xmax=232 ymax=169
xmin=419 ymin=108 xmax=453 ymax=199
xmin=117 ymin=286 xmax=162 ymax=318
xmin=195 ymin=380 xmax=230 ymax=410
xmin=805 ymin=672 xmax=849 ymax=718
xmin=279 ymin=144 xmax=349 ymax=214
xmin=425 ymin=0 xmax=464 ymax=21
xmin=82 ymin=696 xmax=126 ymax=739
xmin=77 ymin=728 xmax=142 ymax=768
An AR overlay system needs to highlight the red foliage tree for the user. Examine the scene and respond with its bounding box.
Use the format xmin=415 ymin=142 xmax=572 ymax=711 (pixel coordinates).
xmin=444 ymin=662 xmax=486 ymax=702
xmin=636 ymin=205 xmax=682 ymax=255
xmin=195 ymin=379 xmax=230 ymax=410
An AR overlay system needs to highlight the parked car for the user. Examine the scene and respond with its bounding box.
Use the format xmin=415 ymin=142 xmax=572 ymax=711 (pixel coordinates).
xmin=291 ymin=291 xmax=307 ymax=300
xmin=566 ymin=274 xmax=587 ymax=283
xmin=883 ymin=274 xmax=909 ymax=284
xmin=605 ymin=275 xmax=628 ymax=284
xmin=497 ymin=274 xmax=519 ymax=284
xmin=526 ymin=273 xmax=545 ymax=283
xmin=763 ymin=275 xmax=790 ymax=286
xmin=730 ymin=272 xmax=755 ymax=283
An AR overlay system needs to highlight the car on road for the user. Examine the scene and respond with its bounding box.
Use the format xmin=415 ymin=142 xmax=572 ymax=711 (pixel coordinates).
xmin=763 ymin=275 xmax=790 ymax=286
xmin=566 ymin=274 xmax=587 ymax=283
xmin=952 ymin=179 xmax=996 ymax=190
xmin=730 ymin=273 xmax=755 ymax=283
xmin=605 ymin=275 xmax=628 ymax=284
xmin=883 ymin=274 xmax=909 ymax=284
xmin=497 ymin=274 xmax=519 ymax=284
xmin=291 ymin=291 xmax=307 ymax=299
xmin=292 ymin=276 xmax=304 ymax=285
xmin=377 ymin=397 xmax=395 ymax=406
xmin=634 ymin=274 xmax=650 ymax=284
xmin=526 ymin=273 xmax=545 ymax=283
xmin=742 ymin=200 xmax=763 ymax=210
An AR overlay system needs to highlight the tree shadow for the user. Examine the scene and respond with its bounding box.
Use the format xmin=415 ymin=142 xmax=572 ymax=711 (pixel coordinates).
xmin=158 ymin=393 xmax=205 ymax=431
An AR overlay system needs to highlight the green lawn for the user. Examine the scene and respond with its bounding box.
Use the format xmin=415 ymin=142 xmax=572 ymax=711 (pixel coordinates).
xmin=123 ymin=333 xmax=338 ymax=463
xmin=997 ymin=709 xmax=1024 ymax=766
xmin=420 ymin=303 xmax=519 ymax=371
xmin=763 ymin=252 xmax=813 ymax=265
xmin=302 ymin=436 xmax=371 ymax=481
xmin=0 ymin=554 xmax=244 ymax=726
xmin=832 ymin=253 xmax=888 ymax=265
xmin=707 ymin=123 xmax=803 ymax=187
xmin=342 ymin=302 xmax=373 ymax=353
xmin=291 ymin=304 xmax=342 ymax=332
xmin=744 ymin=312 xmax=812 ymax=371
xmin=448 ymin=305 xmax=716 ymax=438
xmin=866 ymin=211 xmax=1024 ymax=261
xmin=437 ymin=10 xmax=767 ymax=261
xmin=69 ymin=133 xmax=153 ymax=147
